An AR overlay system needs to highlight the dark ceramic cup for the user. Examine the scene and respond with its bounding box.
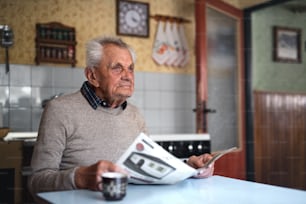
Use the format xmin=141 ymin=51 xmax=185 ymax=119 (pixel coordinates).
xmin=101 ymin=172 xmax=128 ymax=201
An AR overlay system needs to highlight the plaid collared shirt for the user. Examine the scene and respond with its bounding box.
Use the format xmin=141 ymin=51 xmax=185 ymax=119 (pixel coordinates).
xmin=80 ymin=81 xmax=127 ymax=110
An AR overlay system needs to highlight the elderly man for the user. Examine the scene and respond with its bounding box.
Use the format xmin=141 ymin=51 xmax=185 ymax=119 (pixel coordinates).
xmin=28 ymin=36 xmax=214 ymax=197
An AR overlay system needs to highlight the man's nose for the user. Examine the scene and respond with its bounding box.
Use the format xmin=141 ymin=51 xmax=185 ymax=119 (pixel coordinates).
xmin=121 ymin=68 xmax=133 ymax=79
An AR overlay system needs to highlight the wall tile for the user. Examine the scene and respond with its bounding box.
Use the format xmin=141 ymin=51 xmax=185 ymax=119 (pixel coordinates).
xmin=144 ymin=109 xmax=161 ymax=129
xmin=160 ymin=127 xmax=178 ymax=134
xmin=160 ymin=110 xmax=176 ymax=128
xmin=53 ymin=87 xmax=78 ymax=96
xmin=185 ymin=75 xmax=195 ymax=92
xmin=179 ymin=75 xmax=195 ymax=92
xmin=147 ymin=127 xmax=161 ymax=135
xmin=160 ymin=73 xmax=176 ymax=91
xmin=71 ymin=68 xmax=86 ymax=88
xmin=9 ymin=64 xmax=31 ymax=86
xmin=31 ymin=87 xmax=53 ymax=108
xmin=0 ymin=104 xmax=3 ymax=127
xmin=0 ymin=86 xmax=9 ymax=108
xmin=9 ymin=86 xmax=32 ymax=108
xmin=3 ymin=64 xmax=196 ymax=134
xmin=31 ymin=65 xmax=53 ymax=87
xmin=160 ymin=91 xmax=175 ymax=109
xmin=0 ymin=64 xmax=9 ymax=85
xmin=174 ymin=91 xmax=190 ymax=109
xmin=128 ymin=90 xmax=144 ymax=110
xmin=173 ymin=74 xmax=185 ymax=91
xmin=1 ymin=108 xmax=9 ymax=127
xmin=174 ymin=110 xmax=190 ymax=128
xmin=52 ymin=67 xmax=73 ymax=88
xmin=144 ymin=72 xmax=161 ymax=91
xmin=186 ymin=91 xmax=196 ymax=108
xmin=135 ymin=72 xmax=144 ymax=91
xmin=144 ymin=91 xmax=160 ymax=109
xmin=31 ymin=108 xmax=43 ymax=131
xmin=9 ymin=108 xmax=32 ymax=131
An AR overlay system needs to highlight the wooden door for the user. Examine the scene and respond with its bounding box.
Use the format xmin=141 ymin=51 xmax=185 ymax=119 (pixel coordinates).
xmin=195 ymin=0 xmax=246 ymax=179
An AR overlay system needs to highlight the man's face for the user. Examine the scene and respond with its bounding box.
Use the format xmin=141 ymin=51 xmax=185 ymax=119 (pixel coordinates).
xmin=94 ymin=44 xmax=134 ymax=104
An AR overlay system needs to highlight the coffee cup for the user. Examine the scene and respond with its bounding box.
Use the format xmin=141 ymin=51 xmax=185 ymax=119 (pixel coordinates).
xmin=101 ymin=172 xmax=128 ymax=201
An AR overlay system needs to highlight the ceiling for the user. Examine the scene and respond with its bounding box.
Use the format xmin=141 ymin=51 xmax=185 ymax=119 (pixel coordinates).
xmin=223 ymin=0 xmax=306 ymax=12
xmin=222 ymin=0 xmax=270 ymax=9
xmin=282 ymin=0 xmax=306 ymax=13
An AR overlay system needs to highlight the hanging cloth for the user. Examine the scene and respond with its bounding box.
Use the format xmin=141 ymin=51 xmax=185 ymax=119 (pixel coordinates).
xmin=165 ymin=21 xmax=179 ymax=66
xmin=172 ymin=22 xmax=184 ymax=67
xmin=178 ymin=23 xmax=190 ymax=67
xmin=152 ymin=21 xmax=170 ymax=65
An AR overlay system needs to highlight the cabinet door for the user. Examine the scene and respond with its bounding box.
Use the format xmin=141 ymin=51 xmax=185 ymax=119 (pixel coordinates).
xmin=0 ymin=168 xmax=15 ymax=203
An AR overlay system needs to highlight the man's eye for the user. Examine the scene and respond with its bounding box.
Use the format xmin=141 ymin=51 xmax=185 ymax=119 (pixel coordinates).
xmin=128 ymin=66 xmax=134 ymax=73
xmin=112 ymin=66 xmax=123 ymax=73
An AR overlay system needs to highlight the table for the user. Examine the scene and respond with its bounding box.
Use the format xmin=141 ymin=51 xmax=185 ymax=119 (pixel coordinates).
xmin=37 ymin=175 xmax=306 ymax=204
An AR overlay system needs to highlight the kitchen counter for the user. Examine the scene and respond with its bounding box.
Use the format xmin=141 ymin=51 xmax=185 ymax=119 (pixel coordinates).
xmin=3 ymin=132 xmax=37 ymax=142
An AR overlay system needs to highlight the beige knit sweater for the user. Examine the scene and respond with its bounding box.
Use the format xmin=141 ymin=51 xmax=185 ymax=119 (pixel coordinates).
xmin=28 ymin=91 xmax=147 ymax=195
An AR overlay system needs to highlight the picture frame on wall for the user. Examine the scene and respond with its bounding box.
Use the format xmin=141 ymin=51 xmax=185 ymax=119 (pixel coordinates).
xmin=273 ymin=26 xmax=301 ymax=63
xmin=116 ymin=0 xmax=150 ymax=38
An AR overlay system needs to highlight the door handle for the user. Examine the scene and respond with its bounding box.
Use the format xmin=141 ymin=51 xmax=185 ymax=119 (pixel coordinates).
xmin=192 ymin=107 xmax=216 ymax=114
xmin=203 ymin=108 xmax=216 ymax=114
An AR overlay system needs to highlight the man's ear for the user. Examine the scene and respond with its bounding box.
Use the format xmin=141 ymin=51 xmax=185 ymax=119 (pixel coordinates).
xmin=85 ymin=67 xmax=99 ymax=87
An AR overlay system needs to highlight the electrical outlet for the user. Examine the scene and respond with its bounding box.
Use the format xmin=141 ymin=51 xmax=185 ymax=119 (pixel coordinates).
xmin=151 ymin=134 xmax=211 ymax=159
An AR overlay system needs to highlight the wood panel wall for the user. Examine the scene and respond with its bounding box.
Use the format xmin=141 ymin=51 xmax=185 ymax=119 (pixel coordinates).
xmin=254 ymin=91 xmax=306 ymax=190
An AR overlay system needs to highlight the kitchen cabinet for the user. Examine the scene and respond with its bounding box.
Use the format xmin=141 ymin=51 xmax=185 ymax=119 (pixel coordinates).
xmin=22 ymin=141 xmax=35 ymax=203
xmin=0 ymin=141 xmax=23 ymax=203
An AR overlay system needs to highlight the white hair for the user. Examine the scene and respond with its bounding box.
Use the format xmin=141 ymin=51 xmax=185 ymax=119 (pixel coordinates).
xmin=85 ymin=36 xmax=136 ymax=68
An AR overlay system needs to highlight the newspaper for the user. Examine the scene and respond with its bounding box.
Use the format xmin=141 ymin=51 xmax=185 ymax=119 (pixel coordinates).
xmin=116 ymin=132 xmax=196 ymax=184
xmin=117 ymin=132 xmax=236 ymax=184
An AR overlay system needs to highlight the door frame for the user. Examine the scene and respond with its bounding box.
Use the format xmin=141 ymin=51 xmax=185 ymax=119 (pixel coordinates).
xmin=195 ymin=0 xmax=246 ymax=179
xmin=244 ymin=0 xmax=293 ymax=181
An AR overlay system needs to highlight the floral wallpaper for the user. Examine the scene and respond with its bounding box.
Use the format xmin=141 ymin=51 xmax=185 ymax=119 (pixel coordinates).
xmin=0 ymin=0 xmax=196 ymax=74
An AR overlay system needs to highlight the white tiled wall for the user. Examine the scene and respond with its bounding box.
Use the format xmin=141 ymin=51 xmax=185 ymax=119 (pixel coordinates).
xmin=0 ymin=64 xmax=196 ymax=134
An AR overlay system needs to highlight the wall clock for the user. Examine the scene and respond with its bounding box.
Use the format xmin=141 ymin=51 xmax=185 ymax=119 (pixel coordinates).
xmin=116 ymin=0 xmax=150 ymax=37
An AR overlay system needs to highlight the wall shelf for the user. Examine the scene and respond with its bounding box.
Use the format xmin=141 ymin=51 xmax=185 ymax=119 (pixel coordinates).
xmin=35 ymin=22 xmax=77 ymax=67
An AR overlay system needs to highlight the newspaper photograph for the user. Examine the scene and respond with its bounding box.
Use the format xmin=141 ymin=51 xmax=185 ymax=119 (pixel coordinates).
xmin=116 ymin=132 xmax=197 ymax=184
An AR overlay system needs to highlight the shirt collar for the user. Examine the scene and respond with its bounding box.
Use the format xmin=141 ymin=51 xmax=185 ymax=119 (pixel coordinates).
xmin=80 ymin=81 xmax=127 ymax=110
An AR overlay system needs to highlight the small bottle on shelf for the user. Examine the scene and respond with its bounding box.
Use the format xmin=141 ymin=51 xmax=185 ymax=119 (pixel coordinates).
xmin=68 ymin=46 xmax=74 ymax=59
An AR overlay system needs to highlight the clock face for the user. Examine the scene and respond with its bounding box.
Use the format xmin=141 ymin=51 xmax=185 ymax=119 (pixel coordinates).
xmin=125 ymin=10 xmax=141 ymax=28
xmin=117 ymin=0 xmax=149 ymax=37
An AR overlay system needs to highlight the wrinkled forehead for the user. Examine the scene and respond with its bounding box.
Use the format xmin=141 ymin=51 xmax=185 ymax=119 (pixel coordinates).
xmin=101 ymin=42 xmax=136 ymax=63
xmin=102 ymin=45 xmax=134 ymax=66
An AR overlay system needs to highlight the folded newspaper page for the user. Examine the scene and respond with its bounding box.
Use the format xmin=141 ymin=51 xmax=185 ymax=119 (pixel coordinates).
xmin=117 ymin=132 xmax=237 ymax=184
xmin=116 ymin=132 xmax=197 ymax=184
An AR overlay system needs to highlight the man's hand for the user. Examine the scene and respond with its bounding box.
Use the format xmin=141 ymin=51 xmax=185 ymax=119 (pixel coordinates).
xmin=75 ymin=160 xmax=127 ymax=191
xmin=187 ymin=153 xmax=214 ymax=178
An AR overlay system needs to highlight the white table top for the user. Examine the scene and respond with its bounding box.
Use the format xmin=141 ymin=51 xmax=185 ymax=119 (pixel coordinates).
xmin=38 ymin=175 xmax=306 ymax=204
